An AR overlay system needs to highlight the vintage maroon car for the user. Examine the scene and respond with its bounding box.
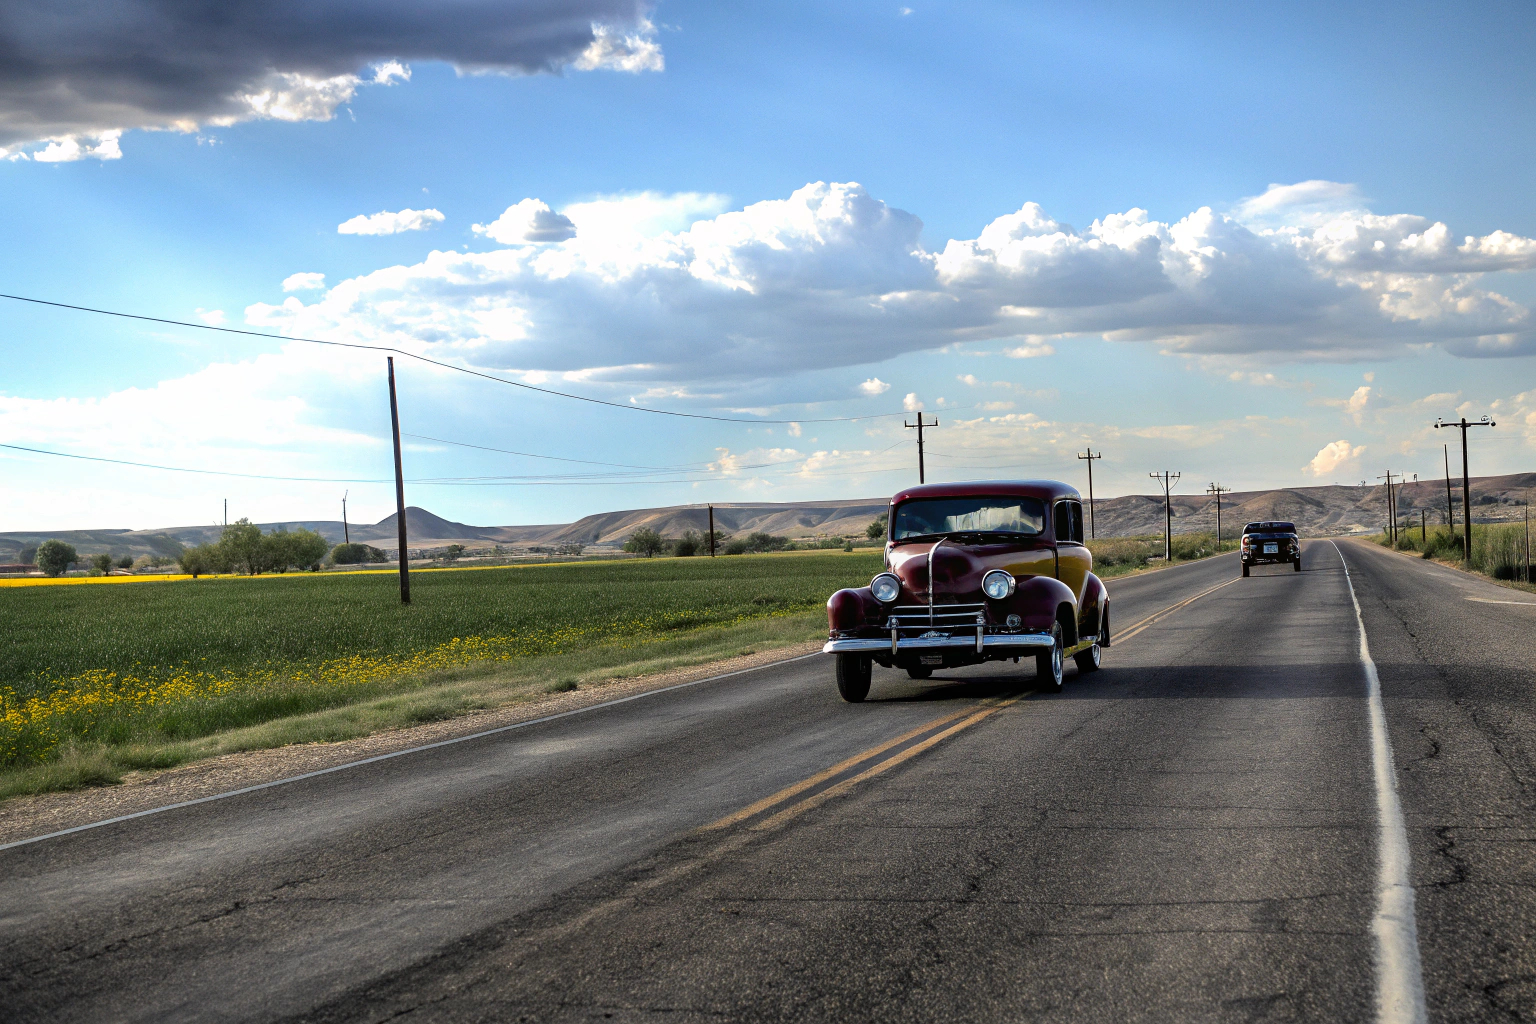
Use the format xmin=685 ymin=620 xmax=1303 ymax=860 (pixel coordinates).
xmin=824 ymin=480 xmax=1110 ymax=701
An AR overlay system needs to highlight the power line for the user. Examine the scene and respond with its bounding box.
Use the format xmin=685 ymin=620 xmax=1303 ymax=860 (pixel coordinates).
xmin=0 ymin=442 xmax=395 ymax=483
xmin=0 ymin=439 xmax=915 ymax=487
xmin=0 ymin=292 xmax=906 ymax=425
xmin=402 ymin=432 xmax=716 ymax=472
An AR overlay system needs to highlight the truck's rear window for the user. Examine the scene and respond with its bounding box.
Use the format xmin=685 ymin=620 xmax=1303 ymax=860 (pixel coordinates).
xmin=892 ymin=497 xmax=1047 ymax=540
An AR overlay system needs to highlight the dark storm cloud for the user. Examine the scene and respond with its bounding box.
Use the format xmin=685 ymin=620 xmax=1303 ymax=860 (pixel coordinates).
xmin=0 ymin=0 xmax=652 ymax=150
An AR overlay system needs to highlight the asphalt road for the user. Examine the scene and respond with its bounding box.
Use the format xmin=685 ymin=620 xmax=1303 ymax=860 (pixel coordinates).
xmin=4 ymin=540 xmax=1535 ymax=1022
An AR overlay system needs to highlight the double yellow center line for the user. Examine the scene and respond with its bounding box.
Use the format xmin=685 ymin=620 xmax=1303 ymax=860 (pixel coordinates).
xmin=702 ymin=571 xmax=1240 ymax=835
xmin=1112 ymin=576 xmax=1239 ymax=645
xmin=701 ymin=693 xmax=1031 ymax=833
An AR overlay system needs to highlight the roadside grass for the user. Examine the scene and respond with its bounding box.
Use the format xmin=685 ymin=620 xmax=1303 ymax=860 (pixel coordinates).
xmin=1088 ymin=532 xmax=1238 ymax=578
xmin=1371 ymin=523 xmax=1535 ymax=592
xmin=0 ymin=551 xmax=881 ymax=793
xmin=0 ymin=609 xmax=829 ymax=801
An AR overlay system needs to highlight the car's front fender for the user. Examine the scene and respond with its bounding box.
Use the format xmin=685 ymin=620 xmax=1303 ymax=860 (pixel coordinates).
xmin=828 ymin=587 xmax=883 ymax=632
xmin=1008 ymin=574 xmax=1078 ymax=635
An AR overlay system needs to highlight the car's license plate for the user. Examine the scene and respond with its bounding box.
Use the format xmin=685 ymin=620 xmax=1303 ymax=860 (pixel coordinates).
xmin=1263 ymin=543 xmax=1278 ymax=554
xmin=920 ymin=654 xmax=943 ymax=666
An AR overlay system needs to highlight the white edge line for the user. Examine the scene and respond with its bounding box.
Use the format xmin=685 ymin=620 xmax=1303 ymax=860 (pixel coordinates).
xmin=0 ymin=652 xmax=823 ymax=854
xmin=1330 ymin=540 xmax=1427 ymax=1024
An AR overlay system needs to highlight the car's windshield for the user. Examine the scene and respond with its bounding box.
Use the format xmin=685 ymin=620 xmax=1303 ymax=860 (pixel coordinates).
xmin=892 ymin=496 xmax=1046 ymax=540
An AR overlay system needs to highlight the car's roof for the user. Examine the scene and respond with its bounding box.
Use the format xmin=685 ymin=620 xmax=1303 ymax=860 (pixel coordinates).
xmin=889 ymin=480 xmax=1080 ymax=504
xmin=1243 ymin=521 xmax=1296 ymax=532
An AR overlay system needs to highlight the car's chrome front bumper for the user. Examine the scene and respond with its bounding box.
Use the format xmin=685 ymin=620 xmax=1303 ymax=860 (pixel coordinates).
xmin=823 ymin=632 xmax=1055 ymax=655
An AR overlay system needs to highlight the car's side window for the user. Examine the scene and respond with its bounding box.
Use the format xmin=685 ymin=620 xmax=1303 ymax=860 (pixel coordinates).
xmin=1053 ymin=501 xmax=1071 ymax=542
xmin=1070 ymin=501 xmax=1084 ymax=544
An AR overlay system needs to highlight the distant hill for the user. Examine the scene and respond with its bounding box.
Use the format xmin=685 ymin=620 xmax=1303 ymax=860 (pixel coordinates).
xmin=1087 ymin=472 xmax=1536 ymax=539
xmin=1 ymin=474 xmax=1529 ymax=563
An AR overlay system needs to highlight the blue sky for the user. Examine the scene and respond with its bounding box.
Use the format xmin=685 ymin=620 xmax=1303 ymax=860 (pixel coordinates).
xmin=2 ymin=1 xmax=1533 ymax=530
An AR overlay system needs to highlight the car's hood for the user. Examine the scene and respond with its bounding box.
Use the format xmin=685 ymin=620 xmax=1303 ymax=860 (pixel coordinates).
xmin=887 ymin=537 xmax=1052 ymax=602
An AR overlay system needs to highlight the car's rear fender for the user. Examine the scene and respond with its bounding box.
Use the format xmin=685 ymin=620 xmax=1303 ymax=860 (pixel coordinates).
xmin=1077 ymin=572 xmax=1107 ymax=639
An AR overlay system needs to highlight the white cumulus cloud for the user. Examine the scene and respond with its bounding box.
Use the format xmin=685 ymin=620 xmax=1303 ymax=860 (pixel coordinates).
xmin=903 ymin=393 xmax=923 ymax=412
xmin=282 ymin=272 xmax=326 ymax=292
xmin=1306 ymin=440 xmax=1367 ymax=477
xmin=474 ymin=199 xmax=577 ymax=244
xmin=337 ymin=208 xmax=445 ymax=236
xmin=237 ymin=179 xmax=1536 ymax=408
xmin=859 ymin=378 xmax=891 ymax=396
xmin=573 ymin=19 xmax=664 ymax=72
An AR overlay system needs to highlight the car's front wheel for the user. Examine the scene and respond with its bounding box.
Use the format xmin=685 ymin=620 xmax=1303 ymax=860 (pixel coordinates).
xmin=1036 ymin=622 xmax=1065 ymax=693
xmin=836 ymin=653 xmax=871 ymax=702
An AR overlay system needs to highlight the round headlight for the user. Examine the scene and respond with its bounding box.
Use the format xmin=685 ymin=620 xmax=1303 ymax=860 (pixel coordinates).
xmin=982 ymin=569 xmax=1015 ymax=600
xmin=870 ymin=573 xmax=901 ymax=604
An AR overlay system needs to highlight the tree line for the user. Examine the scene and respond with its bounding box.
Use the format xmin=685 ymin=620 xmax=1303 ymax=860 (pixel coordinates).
xmin=621 ymin=528 xmax=865 ymax=557
xmin=28 ymin=524 xmax=387 ymax=578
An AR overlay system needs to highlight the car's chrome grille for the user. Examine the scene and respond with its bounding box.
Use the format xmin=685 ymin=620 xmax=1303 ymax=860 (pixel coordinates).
xmin=889 ymin=602 xmax=986 ymax=629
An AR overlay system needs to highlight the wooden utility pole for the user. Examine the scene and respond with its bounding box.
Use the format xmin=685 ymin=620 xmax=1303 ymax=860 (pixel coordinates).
xmin=1148 ymin=471 xmax=1181 ymax=561
xmin=1378 ymin=471 xmax=1395 ymax=543
xmin=1435 ymin=416 xmax=1496 ymax=562
xmin=1078 ymin=447 xmax=1102 ymax=537
xmin=1443 ymin=445 xmax=1455 ymax=529
xmin=387 ymin=357 xmax=411 ymax=604
xmin=342 ymin=490 xmax=350 ymax=545
xmin=904 ymin=413 xmax=938 ymax=484
xmin=708 ymin=504 xmax=716 ymax=557
xmin=1207 ymin=483 xmax=1232 ymax=548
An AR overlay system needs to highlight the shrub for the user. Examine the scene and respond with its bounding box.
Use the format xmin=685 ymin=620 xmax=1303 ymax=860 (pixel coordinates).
xmin=866 ymin=514 xmax=888 ymax=540
xmin=441 ymin=544 xmax=466 ymax=561
xmin=1169 ymin=533 xmax=1218 ymax=561
xmin=623 ymin=528 xmax=665 ymax=557
xmin=1089 ymin=538 xmax=1153 ymax=569
xmin=219 ymin=519 xmax=266 ymax=575
xmin=672 ymin=530 xmax=703 ymax=557
xmin=115 ymin=555 xmax=134 ymax=569
xmin=555 ymin=542 xmax=585 ymax=556
xmin=35 ymin=540 xmax=77 ymax=577
xmin=331 ymin=542 xmax=387 ymax=565
xmin=90 ymin=553 xmax=114 ymax=574
xmin=723 ymin=539 xmax=749 ymax=555
xmin=743 ymin=532 xmax=788 ymax=553
xmin=179 ymin=542 xmax=229 ymax=577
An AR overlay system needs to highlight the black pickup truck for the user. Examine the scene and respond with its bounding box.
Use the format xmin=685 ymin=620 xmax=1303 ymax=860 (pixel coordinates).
xmin=1240 ymin=521 xmax=1300 ymax=576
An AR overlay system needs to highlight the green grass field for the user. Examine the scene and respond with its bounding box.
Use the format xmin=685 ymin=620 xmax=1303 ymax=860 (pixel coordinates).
xmin=1 ymin=552 xmax=883 ymax=687
xmin=0 ymin=551 xmax=883 ymax=792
